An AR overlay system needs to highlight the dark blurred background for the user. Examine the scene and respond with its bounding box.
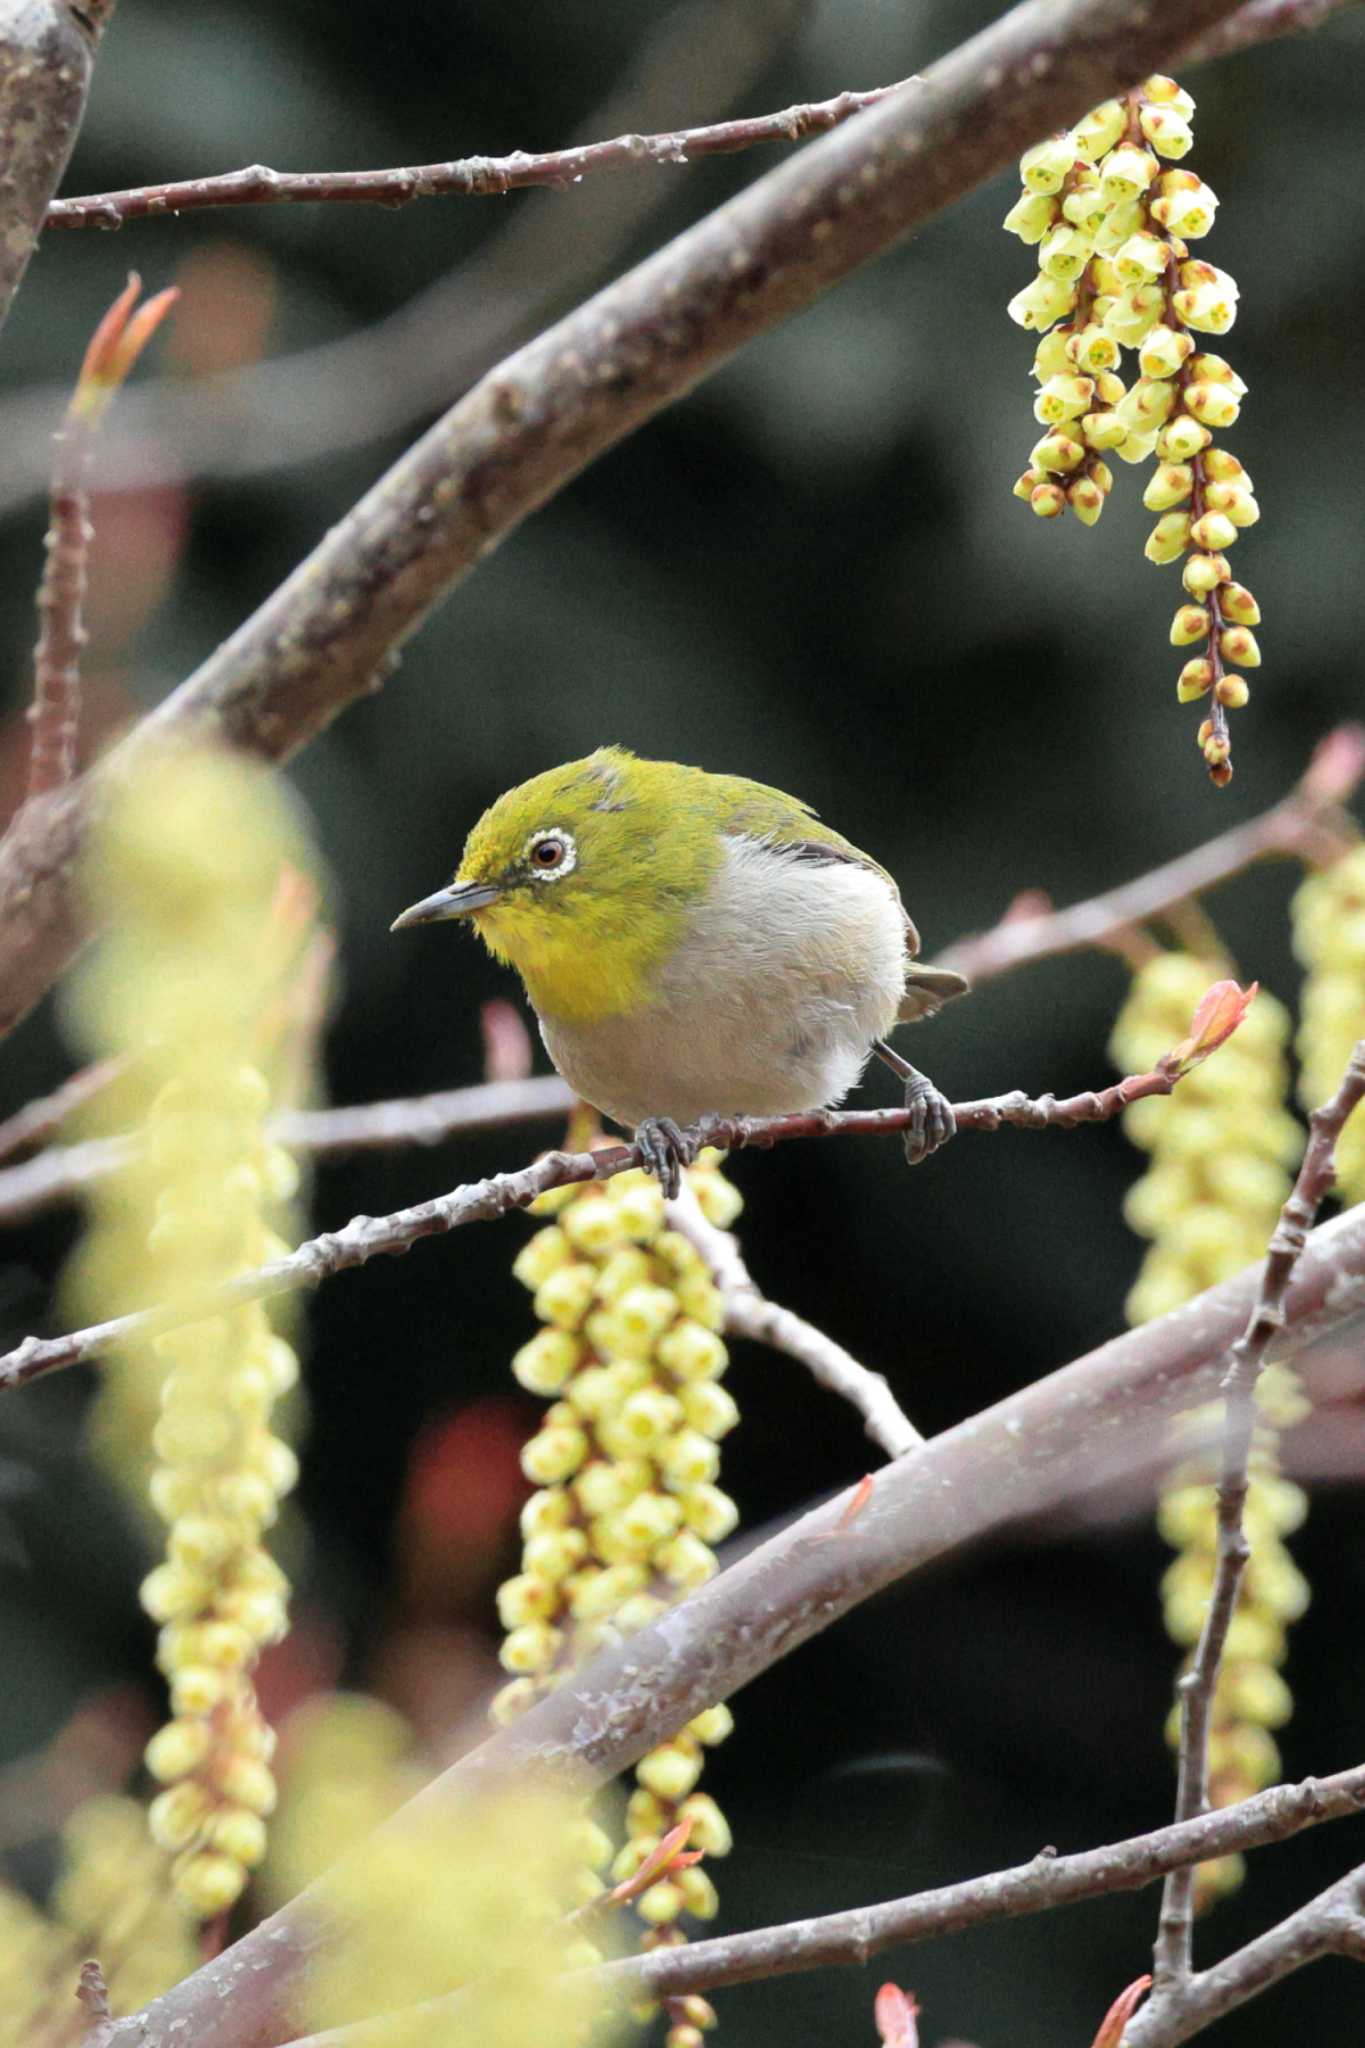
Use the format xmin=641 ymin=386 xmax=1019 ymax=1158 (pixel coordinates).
xmin=1 ymin=2 xmax=1364 ymax=2040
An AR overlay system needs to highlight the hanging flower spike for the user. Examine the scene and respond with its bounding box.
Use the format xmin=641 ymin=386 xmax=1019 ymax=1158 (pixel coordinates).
xmin=1005 ymin=77 xmax=1261 ymax=786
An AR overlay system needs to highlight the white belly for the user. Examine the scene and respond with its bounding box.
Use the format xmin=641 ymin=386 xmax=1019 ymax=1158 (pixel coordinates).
xmin=538 ymin=838 xmax=906 ymax=1129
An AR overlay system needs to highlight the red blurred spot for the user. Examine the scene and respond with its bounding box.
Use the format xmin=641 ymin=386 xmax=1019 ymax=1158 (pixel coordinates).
xmin=397 ymin=1398 xmax=532 ymax=1612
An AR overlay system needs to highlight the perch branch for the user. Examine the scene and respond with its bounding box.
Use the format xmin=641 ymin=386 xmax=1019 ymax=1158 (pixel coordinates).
xmin=0 ymin=0 xmax=112 ymax=335
xmin=1150 ymin=1041 xmax=1365 ymax=1991
xmin=0 ymin=1039 xmax=1241 ymax=1396
xmin=0 ymin=0 xmax=1254 ymax=1046
xmin=938 ymin=725 xmax=1365 ymax=987
xmin=45 ymin=82 xmax=910 ymax=230
xmin=668 ymin=1180 xmax=923 ymax=1457
xmin=0 ymin=1058 xmax=122 ymax=1166
xmin=103 ymin=1195 xmax=1365 ymax=2048
xmin=1185 ymin=0 xmax=1362 ymax=60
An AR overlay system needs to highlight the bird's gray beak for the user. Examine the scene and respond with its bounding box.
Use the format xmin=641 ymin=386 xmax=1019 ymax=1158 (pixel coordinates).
xmin=389 ymin=880 xmax=502 ymax=932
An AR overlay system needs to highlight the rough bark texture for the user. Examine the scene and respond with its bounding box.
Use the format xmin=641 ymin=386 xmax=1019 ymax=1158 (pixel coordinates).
xmin=0 ymin=0 xmax=1248 ymax=1042
xmin=0 ymin=0 xmax=111 ymax=333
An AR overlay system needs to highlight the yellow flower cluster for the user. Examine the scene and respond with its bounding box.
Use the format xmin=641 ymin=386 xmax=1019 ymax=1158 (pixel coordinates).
xmin=301 ymin=1776 xmax=614 ymax=2047
xmin=1113 ymin=951 xmax=1309 ymax=1905
xmin=496 ymin=1155 xmax=740 ymax=2006
xmin=1111 ymin=953 xmax=1300 ymax=1324
xmin=1293 ymin=845 xmax=1365 ymax=1202
xmin=65 ymin=745 xmax=318 ymax=1919
xmin=0 ymin=1796 xmax=197 ymax=2043
xmin=1005 ymin=77 xmax=1260 ymax=784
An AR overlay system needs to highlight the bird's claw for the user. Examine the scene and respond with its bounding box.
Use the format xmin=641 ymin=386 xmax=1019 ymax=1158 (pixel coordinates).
xmin=902 ymin=1077 xmax=956 ymax=1166
xmin=634 ymin=1116 xmax=700 ymax=1200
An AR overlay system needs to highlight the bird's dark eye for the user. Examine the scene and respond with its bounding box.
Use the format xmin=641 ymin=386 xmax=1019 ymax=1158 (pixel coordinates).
xmin=531 ymin=838 xmax=564 ymax=869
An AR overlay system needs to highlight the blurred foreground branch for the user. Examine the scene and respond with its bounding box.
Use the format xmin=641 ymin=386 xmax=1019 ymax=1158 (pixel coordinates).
xmin=0 ymin=0 xmax=1250 ymax=1044
xmin=45 ymin=81 xmax=909 ymax=229
xmin=103 ymin=1196 xmax=1365 ymax=2047
xmin=0 ymin=1046 xmax=1239 ymax=1396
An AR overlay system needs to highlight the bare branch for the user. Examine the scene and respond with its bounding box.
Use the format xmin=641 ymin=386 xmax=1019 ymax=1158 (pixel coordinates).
xmin=103 ymin=1215 xmax=1365 ymax=2048
xmin=45 ymin=82 xmax=910 ymax=231
xmin=668 ymin=1180 xmax=923 ymax=1457
xmin=1128 ymin=1863 xmax=1365 ymax=2047
xmin=0 ymin=0 xmax=1254 ymax=1046
xmin=1151 ymin=1042 xmax=1365 ymax=1990
xmin=939 ymin=725 xmax=1365 ymax=988
xmin=0 ymin=0 xmax=113 ymax=335
xmin=0 ymin=1053 xmax=1229 ymax=1397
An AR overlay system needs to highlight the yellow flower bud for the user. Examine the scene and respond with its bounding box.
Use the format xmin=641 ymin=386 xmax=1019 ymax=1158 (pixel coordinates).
xmin=1144 ymin=513 xmax=1193 ymax=566
xmin=1018 ymin=135 xmax=1077 ymax=195
xmin=688 ymin=1702 xmax=735 ymax=1746
xmin=1138 ymin=326 xmax=1192 ymax=379
xmin=173 ymin=1850 xmax=248 ymax=1916
xmin=1190 ymin=510 xmax=1238 ymax=552
xmin=655 ymin=1533 xmax=718 ymax=1588
xmin=1182 ymin=553 xmax=1228 ymax=598
xmin=658 ymin=1428 xmax=722 ymax=1488
xmin=635 ymin=1879 xmax=685 ymax=1926
xmin=676 ymin=1865 xmax=721 ymax=1920
xmin=1100 ymin=144 xmax=1157 ymax=202
xmin=520 ymin=1486 xmax=574 ymax=1539
xmin=496 ymin=1573 xmax=558 ymax=1629
xmin=1007 ymin=275 xmax=1077 ymax=332
xmin=148 ymin=1782 xmax=214 ymax=1850
xmin=216 ymin=1756 xmax=276 ymax=1815
xmin=499 ymin=1621 xmax=564 ymax=1675
xmin=1033 ymin=374 xmax=1094 ymax=425
xmin=145 ymin=1719 xmax=213 ymax=1783
xmin=511 ymin=1326 xmax=583 ymax=1396
xmin=520 ymin=1422 xmax=589 ymax=1485
xmin=1073 ymin=100 xmax=1126 ymax=160
xmin=680 ymin=1482 xmax=740 ymax=1544
xmin=1079 ymin=411 xmax=1127 ymax=452
xmin=1030 ymin=429 xmax=1085 ymax=474
xmin=1184 ymin=383 xmax=1241 ymax=430
xmin=1158 ymin=415 xmax=1210 ymax=462
xmin=533 ymin=1262 xmax=597 ymax=1331
xmin=680 ymin=1381 xmax=740 ymax=1440
xmin=170 ymin=1665 xmax=232 ymax=1717
xmin=677 ymin=1792 xmax=733 ymax=1857
xmin=1066 ymin=477 xmax=1104 ymax=526
xmin=1068 ymin=323 xmax=1120 ymax=374
xmin=1170 ymin=604 xmax=1210 ymax=645
xmin=1001 ymin=191 xmax=1059 ymax=243
xmin=1219 ymin=627 xmax=1261 ymax=668
xmin=204 ymin=1804 xmax=268 ymax=1868
xmin=1143 ymin=463 xmax=1193 ymax=512
xmin=1176 ymin=659 xmax=1214 ymax=702
xmin=1143 ymin=75 xmax=1195 ymax=114
xmin=1139 ymin=103 xmax=1193 ymax=158
xmin=1029 ymin=483 xmax=1066 ymax=518
xmin=637 ymin=1743 xmax=704 ymax=1802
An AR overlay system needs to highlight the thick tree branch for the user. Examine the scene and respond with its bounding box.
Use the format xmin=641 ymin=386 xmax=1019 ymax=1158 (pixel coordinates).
xmin=0 ymin=0 xmax=1251 ymax=1046
xmin=939 ymin=725 xmax=1365 ymax=987
xmin=0 ymin=0 xmax=112 ymax=335
xmin=0 ymin=1054 xmax=1228 ymax=1396
xmin=1150 ymin=1042 xmax=1365 ymax=1991
xmin=1185 ymin=0 xmax=1362 ymax=60
xmin=45 ymin=82 xmax=909 ymax=230
xmin=104 ymin=1202 xmax=1365 ymax=2047
xmin=668 ymin=1179 xmax=924 ymax=1457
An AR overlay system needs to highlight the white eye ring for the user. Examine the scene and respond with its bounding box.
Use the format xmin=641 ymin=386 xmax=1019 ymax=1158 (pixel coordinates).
xmin=523 ymin=827 xmax=577 ymax=881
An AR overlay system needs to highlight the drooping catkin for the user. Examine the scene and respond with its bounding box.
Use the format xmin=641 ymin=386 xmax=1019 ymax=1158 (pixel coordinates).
xmin=496 ymin=1152 xmax=739 ymax=2033
xmin=63 ymin=743 xmax=321 ymax=1917
xmin=1292 ymin=843 xmax=1365 ymax=1203
xmin=1113 ymin=950 xmax=1309 ymax=1906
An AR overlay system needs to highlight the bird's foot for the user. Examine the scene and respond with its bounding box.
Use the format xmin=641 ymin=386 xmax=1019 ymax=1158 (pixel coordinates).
xmin=873 ymin=1040 xmax=956 ymax=1166
xmin=901 ymin=1074 xmax=956 ymax=1166
xmin=634 ymin=1116 xmax=701 ymax=1200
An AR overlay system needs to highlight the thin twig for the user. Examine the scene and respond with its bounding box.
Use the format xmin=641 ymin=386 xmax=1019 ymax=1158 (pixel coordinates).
xmin=668 ymin=1180 xmax=923 ymax=1458
xmin=264 ymin=1766 xmax=1365 ymax=2048
xmin=27 ymin=417 xmax=94 ymax=798
xmin=0 ymin=1058 xmax=123 ymax=1166
xmin=938 ymin=725 xmax=1365 ymax=987
xmin=45 ymin=83 xmax=910 ymax=231
xmin=1149 ymin=1041 xmax=1365 ymax=1992
xmin=0 ymin=1075 xmax=575 ymax=1227
xmin=98 ymin=1188 xmax=1365 ymax=2048
xmin=1128 ymin=1862 xmax=1365 ymax=2048
xmin=0 ymin=0 xmax=1257 ymax=1047
xmin=0 ymin=1051 xmax=1229 ymax=1397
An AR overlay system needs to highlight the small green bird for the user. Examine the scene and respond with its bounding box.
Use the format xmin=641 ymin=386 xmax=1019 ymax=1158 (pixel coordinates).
xmin=392 ymin=748 xmax=968 ymax=1194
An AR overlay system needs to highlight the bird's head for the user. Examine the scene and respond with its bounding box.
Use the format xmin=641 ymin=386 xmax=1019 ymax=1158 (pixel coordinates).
xmin=390 ymin=748 xmax=719 ymax=1021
